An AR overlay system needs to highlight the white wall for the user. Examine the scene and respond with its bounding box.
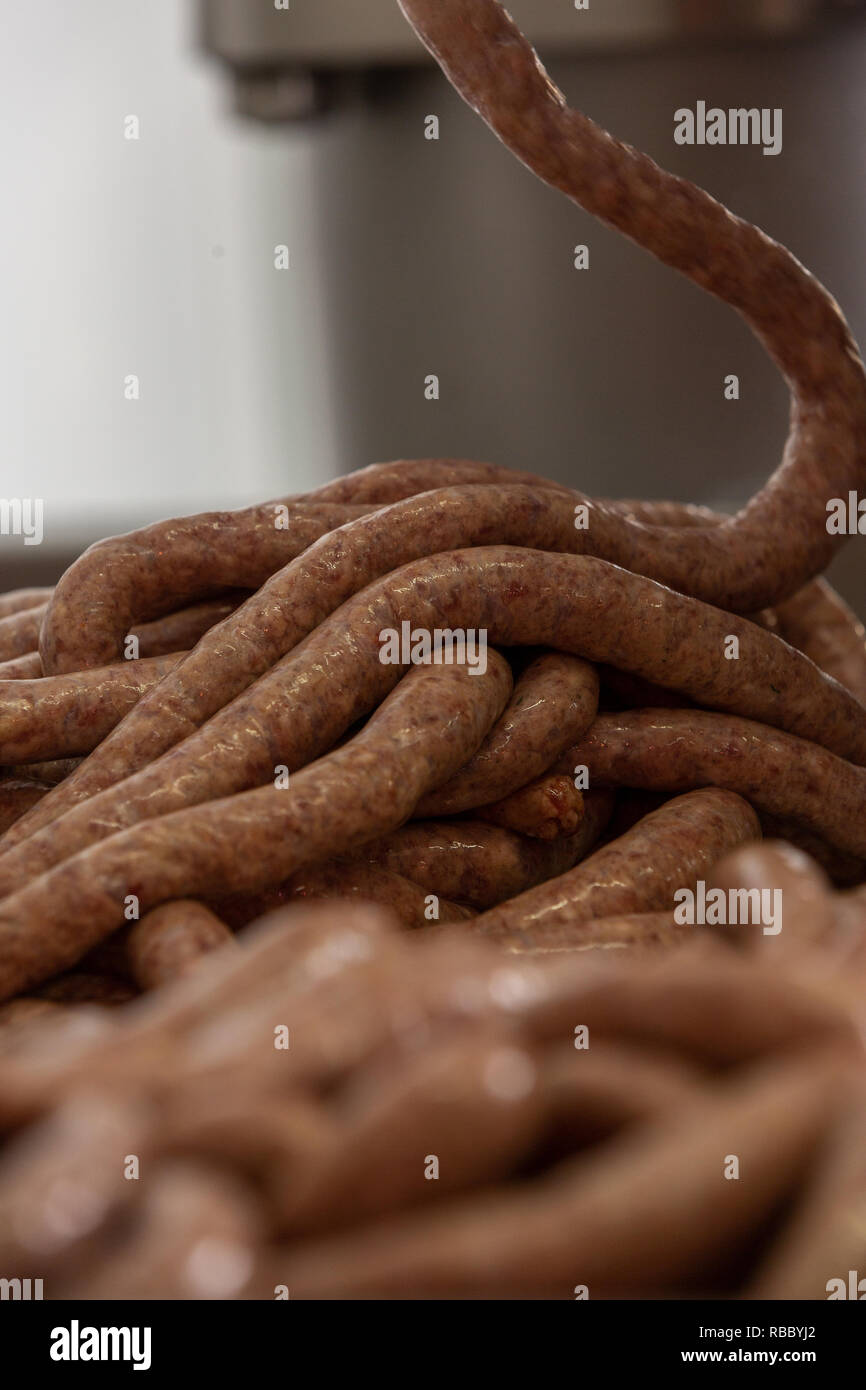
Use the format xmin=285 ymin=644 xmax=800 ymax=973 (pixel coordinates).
xmin=0 ymin=0 xmax=339 ymax=552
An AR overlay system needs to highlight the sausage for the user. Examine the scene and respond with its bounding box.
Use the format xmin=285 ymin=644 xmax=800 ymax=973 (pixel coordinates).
xmin=462 ymin=787 xmax=760 ymax=949
xmin=270 ymin=1050 xmax=843 ymax=1297
xmin=0 ymin=777 xmax=49 ymax=836
xmin=397 ymin=0 xmax=866 ymax=610
xmin=747 ymin=1084 xmax=866 ymax=1300
xmin=285 ymin=863 xmax=474 ymax=929
xmin=474 ymin=772 xmax=584 ymax=840
xmin=0 ymin=588 xmax=52 ymax=620
xmin=511 ymin=909 xmax=693 ymax=957
xmin=5 ymin=758 xmax=81 ymax=785
xmin=303 ymin=456 xmax=571 ymax=504
xmin=757 ymin=814 xmax=865 ymax=888
xmin=8 ymin=543 xmax=866 ymax=860
xmin=774 ymin=578 xmax=866 ymax=706
xmin=55 ymin=1160 xmax=262 ymax=1300
xmin=0 ymin=598 xmax=244 ymax=683
xmin=126 ymin=901 xmax=236 ymax=990
xmin=0 ymin=651 xmax=182 ymax=764
xmin=39 ymin=461 xmax=568 ymax=676
xmin=0 ymin=653 xmax=512 ymax=996
xmin=708 ymin=840 xmax=837 ymax=955
xmin=0 ymin=607 xmax=43 ymax=662
xmin=0 ymin=653 xmax=42 ymax=680
xmin=39 ymin=500 xmax=373 ymax=674
xmin=565 ymin=708 xmax=866 ymax=859
xmin=416 ymin=652 xmax=598 ymax=815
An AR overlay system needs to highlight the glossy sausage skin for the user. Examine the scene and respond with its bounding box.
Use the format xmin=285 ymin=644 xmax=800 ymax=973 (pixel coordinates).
xmin=565 ymin=708 xmax=866 ymax=860
xmin=463 ymin=787 xmax=761 ymax=949
xmin=126 ymin=901 xmax=236 ymax=990
xmin=0 ymin=654 xmax=512 ymax=997
xmin=417 ymin=652 xmax=598 ymax=815
xmin=286 ymin=863 xmax=474 ymax=929
xmin=7 ymin=544 xmax=866 ymax=858
xmin=0 ymin=653 xmax=182 ymax=763
xmin=475 ymin=773 xmax=584 ymax=840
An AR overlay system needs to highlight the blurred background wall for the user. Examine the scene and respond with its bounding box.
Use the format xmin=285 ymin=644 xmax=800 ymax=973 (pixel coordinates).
xmin=1 ymin=0 xmax=864 ymax=609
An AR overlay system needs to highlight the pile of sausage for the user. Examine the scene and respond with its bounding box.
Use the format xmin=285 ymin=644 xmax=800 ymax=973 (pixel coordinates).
xmin=0 ymin=0 xmax=865 ymax=1299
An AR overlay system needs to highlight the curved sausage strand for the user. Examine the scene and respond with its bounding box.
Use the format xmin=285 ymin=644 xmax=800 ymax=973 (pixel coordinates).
xmin=0 ymin=777 xmax=50 ymax=836
xmin=213 ymin=798 xmax=614 ymax=925
xmin=0 ymin=588 xmax=52 ymax=620
xmin=565 ymin=708 xmax=866 ymax=860
xmin=463 ymin=788 xmax=761 ymax=950
xmin=0 ymin=653 xmax=513 ymax=997
xmin=0 ymin=652 xmax=182 ymax=764
xmin=271 ymin=1051 xmax=842 ymax=1297
xmin=474 ymin=772 xmax=584 ymax=841
xmin=126 ymin=901 xmax=236 ymax=991
xmin=40 ymin=501 xmax=371 ymax=674
xmin=0 ymin=599 xmax=244 ymax=681
xmin=7 ymin=541 xmax=866 ymax=860
xmin=6 ymin=539 xmax=866 ymax=872
xmin=39 ymin=458 xmax=568 ymax=676
xmin=397 ymin=0 xmax=866 ymax=610
xmin=708 ymin=840 xmax=836 ymax=955
xmin=774 ymin=578 xmax=866 ymax=706
xmin=0 ymin=653 xmax=42 ymax=680
xmin=0 ymin=607 xmax=43 ymax=662
xmin=285 ymin=863 xmax=474 ymax=929
xmin=416 ymin=652 xmax=598 ymax=815
xmin=511 ymin=909 xmax=692 ymax=957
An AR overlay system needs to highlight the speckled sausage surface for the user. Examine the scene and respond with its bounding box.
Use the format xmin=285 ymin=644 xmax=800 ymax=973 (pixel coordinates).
xmin=0 ymin=652 xmax=182 ymax=764
xmin=0 ymin=653 xmax=512 ymax=997
xmin=0 ymin=778 xmax=50 ymax=836
xmin=0 ymin=653 xmax=42 ymax=681
xmin=397 ymin=0 xmax=866 ymax=611
xmin=0 ymin=589 xmax=52 ymax=620
xmin=6 ymin=544 xmax=866 ymax=857
xmin=0 ymin=607 xmax=43 ymax=662
xmin=286 ymin=862 xmax=474 ymax=928
xmin=475 ymin=772 xmax=584 ymax=841
xmin=39 ymin=501 xmax=371 ymax=674
xmin=126 ymin=901 xmax=236 ymax=991
xmin=566 ymin=708 xmax=866 ymax=860
xmin=355 ymin=795 xmax=614 ymax=909
xmin=463 ymin=788 xmax=760 ymax=949
xmin=416 ymin=652 xmax=598 ymax=815
xmin=774 ymin=578 xmax=866 ymax=706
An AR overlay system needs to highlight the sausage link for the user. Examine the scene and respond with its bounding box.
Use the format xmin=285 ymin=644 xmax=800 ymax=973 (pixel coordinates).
xmin=0 ymin=652 xmax=182 ymax=764
xmin=0 ymin=607 xmax=43 ymax=662
xmin=0 ymin=777 xmax=49 ymax=836
xmin=748 ymin=1088 xmax=866 ymax=1300
xmin=512 ymin=910 xmax=692 ymax=957
xmin=126 ymin=901 xmax=236 ymax=991
xmin=0 ymin=599 xmax=244 ymax=683
xmin=8 ymin=544 xmax=866 ymax=859
xmin=0 ymin=588 xmax=52 ymax=620
xmin=566 ymin=708 xmax=866 ymax=860
xmin=270 ymin=1050 xmax=843 ymax=1297
xmin=475 ymin=772 xmax=584 ymax=840
xmin=285 ymin=862 xmax=473 ymax=929
xmin=40 ymin=461 xmax=566 ymax=676
xmin=464 ymin=788 xmax=760 ymax=949
xmin=214 ymin=798 xmax=613 ymax=926
xmin=416 ymin=652 xmax=598 ymax=815
xmin=0 ymin=653 xmax=512 ymax=996
xmin=708 ymin=840 xmax=837 ymax=955
xmin=39 ymin=501 xmax=374 ymax=675
xmin=6 ymin=758 xmax=81 ymax=785
xmin=774 ymin=578 xmax=866 ymax=706
xmin=397 ymin=0 xmax=866 ymax=610
xmin=757 ymin=814 xmax=865 ymax=888
xmin=0 ymin=653 xmax=42 ymax=680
